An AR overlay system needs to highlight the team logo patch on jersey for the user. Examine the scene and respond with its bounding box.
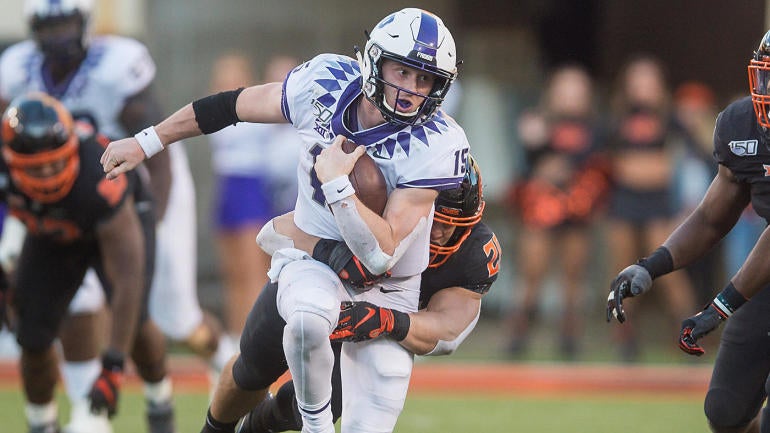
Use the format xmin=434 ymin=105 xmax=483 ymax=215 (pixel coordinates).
xmin=728 ymin=140 xmax=758 ymax=156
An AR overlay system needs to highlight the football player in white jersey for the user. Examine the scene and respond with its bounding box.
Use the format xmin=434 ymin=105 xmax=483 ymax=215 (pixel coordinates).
xmin=0 ymin=1 xmax=233 ymax=432
xmin=102 ymin=8 xmax=468 ymax=433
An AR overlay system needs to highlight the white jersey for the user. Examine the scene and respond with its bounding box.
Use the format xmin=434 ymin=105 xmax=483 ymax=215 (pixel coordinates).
xmin=282 ymin=53 xmax=470 ymax=277
xmin=0 ymin=35 xmax=155 ymax=139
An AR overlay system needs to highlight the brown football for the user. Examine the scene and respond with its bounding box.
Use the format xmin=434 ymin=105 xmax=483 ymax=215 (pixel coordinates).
xmin=342 ymin=138 xmax=387 ymax=215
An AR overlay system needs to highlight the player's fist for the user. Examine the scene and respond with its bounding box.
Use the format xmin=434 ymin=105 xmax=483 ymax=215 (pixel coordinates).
xmin=314 ymin=136 xmax=364 ymax=183
xmin=89 ymin=349 xmax=124 ymax=417
xmin=678 ymin=306 xmax=724 ymax=356
xmin=606 ymin=264 xmax=652 ymax=323
xmin=330 ymin=301 xmax=410 ymax=342
xmin=101 ymin=137 xmax=147 ymax=180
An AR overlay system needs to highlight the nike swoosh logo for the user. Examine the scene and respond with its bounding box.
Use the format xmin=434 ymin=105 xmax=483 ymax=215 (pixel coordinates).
xmin=380 ymin=287 xmax=402 ymax=294
xmin=337 ymin=186 xmax=349 ymax=193
xmin=356 ymin=307 xmax=376 ymax=328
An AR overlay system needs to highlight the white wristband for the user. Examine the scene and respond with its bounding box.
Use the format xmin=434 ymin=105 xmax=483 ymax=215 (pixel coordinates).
xmin=134 ymin=126 xmax=165 ymax=158
xmin=321 ymin=175 xmax=355 ymax=204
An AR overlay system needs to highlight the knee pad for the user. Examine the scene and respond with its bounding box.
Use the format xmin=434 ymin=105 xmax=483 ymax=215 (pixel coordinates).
xmin=17 ymin=323 xmax=56 ymax=353
xmin=283 ymin=311 xmax=333 ymax=350
xmin=232 ymin=352 xmax=286 ymax=391
xmin=705 ymin=388 xmax=760 ymax=431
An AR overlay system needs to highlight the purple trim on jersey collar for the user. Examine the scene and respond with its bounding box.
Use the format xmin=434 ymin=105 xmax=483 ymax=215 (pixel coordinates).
xmin=330 ymin=78 xmax=403 ymax=145
xmin=39 ymin=42 xmax=104 ymax=100
xmin=41 ymin=59 xmax=78 ymax=99
xmin=414 ymin=12 xmax=439 ymax=60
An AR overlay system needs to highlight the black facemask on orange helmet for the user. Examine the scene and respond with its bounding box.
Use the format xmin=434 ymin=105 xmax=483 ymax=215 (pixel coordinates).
xmin=1 ymin=93 xmax=80 ymax=203
xmin=428 ymin=154 xmax=484 ymax=268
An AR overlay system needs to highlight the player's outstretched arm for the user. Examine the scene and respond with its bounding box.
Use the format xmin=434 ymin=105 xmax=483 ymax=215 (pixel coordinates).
xmin=102 ymin=82 xmax=286 ymax=179
xmin=607 ymin=164 xmax=750 ymax=323
xmin=96 ymin=196 xmax=145 ymax=355
xmin=679 ymin=224 xmax=770 ymax=355
xmin=663 ymin=164 xmax=750 ymax=265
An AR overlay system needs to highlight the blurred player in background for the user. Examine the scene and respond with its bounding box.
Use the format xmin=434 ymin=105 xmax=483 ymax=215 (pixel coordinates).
xmin=607 ymin=29 xmax=770 ymax=433
xmin=0 ymin=0 xmax=233 ymax=431
xmin=237 ymin=155 xmax=501 ymax=433
xmin=100 ymin=8 xmax=468 ymax=433
xmin=0 ymin=93 xmax=167 ymax=433
xmin=207 ymin=53 xmax=301 ymax=348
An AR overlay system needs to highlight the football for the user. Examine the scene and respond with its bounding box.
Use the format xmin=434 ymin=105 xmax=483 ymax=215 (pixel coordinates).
xmin=342 ymin=138 xmax=387 ymax=215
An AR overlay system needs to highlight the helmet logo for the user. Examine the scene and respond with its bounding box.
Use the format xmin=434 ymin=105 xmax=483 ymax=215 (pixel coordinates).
xmin=416 ymin=52 xmax=434 ymax=62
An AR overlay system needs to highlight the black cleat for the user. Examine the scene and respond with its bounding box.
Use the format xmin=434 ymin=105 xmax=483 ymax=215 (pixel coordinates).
xmin=147 ymin=400 xmax=176 ymax=433
xmin=237 ymin=390 xmax=301 ymax=433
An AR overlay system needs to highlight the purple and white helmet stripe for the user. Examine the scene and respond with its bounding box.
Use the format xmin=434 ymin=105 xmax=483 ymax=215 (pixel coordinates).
xmin=413 ymin=11 xmax=439 ymax=63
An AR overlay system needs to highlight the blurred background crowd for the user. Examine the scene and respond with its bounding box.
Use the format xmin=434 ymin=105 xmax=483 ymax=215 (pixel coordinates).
xmin=0 ymin=0 xmax=766 ymax=365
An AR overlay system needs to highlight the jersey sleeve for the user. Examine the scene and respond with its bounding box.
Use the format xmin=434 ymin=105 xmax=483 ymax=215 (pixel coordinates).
xmin=712 ymin=109 xmax=730 ymax=166
xmin=457 ymin=228 xmax=500 ymax=295
xmin=0 ymin=41 xmax=35 ymax=101
xmin=99 ymin=37 xmax=156 ymax=99
xmin=281 ymin=54 xmax=326 ymax=127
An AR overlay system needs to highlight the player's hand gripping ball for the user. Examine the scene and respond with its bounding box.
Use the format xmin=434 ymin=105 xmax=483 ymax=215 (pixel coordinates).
xmin=341 ymin=138 xmax=387 ymax=215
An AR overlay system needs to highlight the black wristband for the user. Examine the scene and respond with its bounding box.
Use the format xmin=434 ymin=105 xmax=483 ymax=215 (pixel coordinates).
xmin=101 ymin=348 xmax=125 ymax=373
xmin=192 ymin=88 xmax=244 ymax=135
xmin=637 ymin=246 xmax=674 ymax=279
xmin=713 ymin=282 xmax=748 ymax=317
xmin=389 ymin=310 xmax=411 ymax=341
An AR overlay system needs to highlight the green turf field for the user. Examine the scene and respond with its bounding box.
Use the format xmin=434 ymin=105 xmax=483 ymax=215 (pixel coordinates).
xmin=0 ymin=388 xmax=707 ymax=432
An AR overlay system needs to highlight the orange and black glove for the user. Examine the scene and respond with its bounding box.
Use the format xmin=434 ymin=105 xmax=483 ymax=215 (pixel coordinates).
xmin=312 ymin=239 xmax=390 ymax=291
xmin=330 ymin=301 xmax=410 ymax=342
xmin=88 ymin=348 xmax=124 ymax=417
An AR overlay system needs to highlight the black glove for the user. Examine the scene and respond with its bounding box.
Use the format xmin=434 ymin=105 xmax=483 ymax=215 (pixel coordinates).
xmin=330 ymin=301 xmax=410 ymax=342
xmin=312 ymin=239 xmax=390 ymax=291
xmin=606 ymin=264 xmax=652 ymax=323
xmin=89 ymin=349 xmax=124 ymax=417
xmin=678 ymin=305 xmax=724 ymax=356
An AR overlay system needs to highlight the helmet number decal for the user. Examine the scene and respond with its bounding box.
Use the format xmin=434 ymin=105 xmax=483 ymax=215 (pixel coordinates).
xmin=483 ymin=233 xmax=501 ymax=277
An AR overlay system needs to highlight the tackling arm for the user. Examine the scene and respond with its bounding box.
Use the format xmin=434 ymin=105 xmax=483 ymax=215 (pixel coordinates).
xmin=96 ymin=197 xmax=145 ymax=355
xmin=402 ymin=287 xmax=483 ymax=356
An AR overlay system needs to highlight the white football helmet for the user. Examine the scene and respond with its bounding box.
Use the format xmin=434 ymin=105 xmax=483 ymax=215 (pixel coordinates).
xmin=359 ymin=8 xmax=458 ymax=126
xmin=24 ymin=0 xmax=94 ymax=64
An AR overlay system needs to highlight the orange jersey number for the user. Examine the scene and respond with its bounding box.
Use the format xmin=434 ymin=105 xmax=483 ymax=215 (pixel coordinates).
xmin=483 ymin=234 xmax=502 ymax=277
